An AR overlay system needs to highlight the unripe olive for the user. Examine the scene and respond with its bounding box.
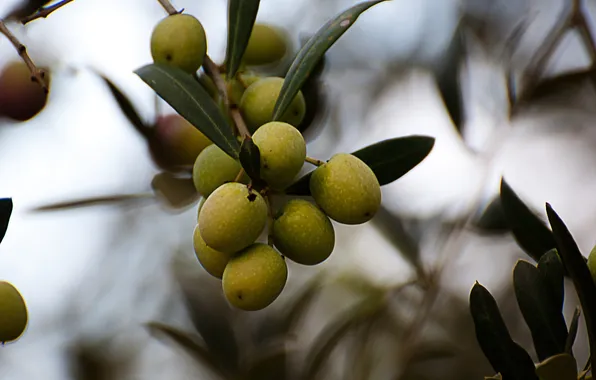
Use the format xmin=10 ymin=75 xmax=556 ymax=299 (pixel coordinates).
xmin=193 ymin=225 xmax=232 ymax=279
xmin=273 ymin=199 xmax=335 ymax=265
xmin=237 ymin=71 xmax=261 ymax=88
xmin=0 ymin=61 xmax=49 ymax=122
xmin=192 ymin=144 xmax=247 ymax=197
xmin=150 ymin=14 xmax=207 ymax=74
xmin=589 ymin=245 xmax=596 ymax=284
xmin=239 ymin=77 xmax=306 ymax=133
xmin=252 ymin=121 xmax=306 ymax=190
xmin=198 ymin=183 xmax=267 ymax=254
xmin=0 ymin=281 xmax=28 ymax=344
xmin=243 ymin=24 xmax=288 ymax=66
xmin=222 ymin=243 xmax=287 ymax=311
xmin=310 ymin=154 xmax=381 ymax=225
xmin=150 ymin=114 xmax=213 ymax=169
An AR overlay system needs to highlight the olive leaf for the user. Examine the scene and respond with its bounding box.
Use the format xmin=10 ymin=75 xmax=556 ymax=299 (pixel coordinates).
xmin=473 ymin=197 xmax=510 ymax=234
xmin=273 ymin=0 xmax=390 ymax=121
xmin=285 ymin=135 xmax=435 ymax=196
xmin=135 ymin=63 xmax=240 ymax=159
xmin=469 ymin=282 xmax=539 ymax=380
xmin=546 ymin=203 xmax=596 ymax=373
xmin=0 ymin=198 xmax=13 ymax=245
xmin=565 ymin=307 xmax=581 ymax=354
xmin=537 ymin=249 xmax=565 ymax=313
xmin=28 ymin=194 xmax=155 ymax=212
xmin=535 ymin=353 xmax=578 ymax=380
xmin=225 ymin=0 xmax=261 ymax=77
xmin=239 ymin=136 xmax=266 ymax=189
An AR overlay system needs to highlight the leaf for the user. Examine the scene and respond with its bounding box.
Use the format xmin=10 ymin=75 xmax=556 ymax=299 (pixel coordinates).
xmin=500 ymin=179 xmax=556 ymax=262
xmin=473 ymin=197 xmax=510 ymax=234
xmin=285 ymin=135 xmax=435 ymax=196
xmin=151 ymin=172 xmax=200 ymax=210
xmin=239 ymin=136 xmax=265 ymax=189
xmin=535 ymin=353 xmax=578 ymax=380
xmin=409 ymin=343 xmax=458 ymax=363
xmin=565 ymin=307 xmax=581 ymax=354
xmin=29 ymin=194 xmax=155 ymax=212
xmin=135 ymin=63 xmax=240 ymax=159
xmin=546 ymin=203 xmax=596 ymax=373
xmin=436 ymin=20 xmax=465 ymax=132
xmin=225 ymin=0 xmax=261 ymax=77
xmin=513 ymin=260 xmax=568 ymax=361
xmin=0 ymin=198 xmax=13 ymax=245
xmin=469 ymin=282 xmax=539 ymax=380
xmin=145 ymin=322 xmax=227 ymax=378
xmin=485 ymin=375 xmax=503 ymax=380
xmin=245 ymin=347 xmax=288 ymax=380
xmin=272 ymin=0 xmax=390 ymax=120
xmin=537 ymin=249 xmax=565 ymax=313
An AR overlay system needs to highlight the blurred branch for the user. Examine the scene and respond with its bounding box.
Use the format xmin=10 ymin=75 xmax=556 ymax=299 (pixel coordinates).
xmin=20 ymin=0 xmax=75 ymax=24
xmin=29 ymin=193 xmax=156 ymax=212
xmin=0 ymin=20 xmax=49 ymax=92
xmin=157 ymin=0 xmax=179 ymax=15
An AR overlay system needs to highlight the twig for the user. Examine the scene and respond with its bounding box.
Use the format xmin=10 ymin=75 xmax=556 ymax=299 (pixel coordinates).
xmin=234 ymin=168 xmax=245 ymax=183
xmin=157 ymin=0 xmax=179 ymax=15
xmin=20 ymin=0 xmax=75 ymax=24
xmin=0 ymin=20 xmax=48 ymax=92
xmin=230 ymin=108 xmax=251 ymax=137
xmin=305 ymin=156 xmax=325 ymax=166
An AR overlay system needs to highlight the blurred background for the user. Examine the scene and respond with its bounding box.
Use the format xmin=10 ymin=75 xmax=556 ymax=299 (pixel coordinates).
xmin=1 ymin=0 xmax=595 ymax=378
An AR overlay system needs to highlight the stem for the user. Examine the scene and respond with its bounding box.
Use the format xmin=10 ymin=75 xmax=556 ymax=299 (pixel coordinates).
xmin=305 ymin=156 xmax=325 ymax=167
xmin=234 ymin=168 xmax=245 ymax=183
xmin=20 ymin=0 xmax=76 ymax=24
xmin=231 ymin=108 xmax=251 ymax=137
xmin=0 ymin=20 xmax=48 ymax=92
xmin=157 ymin=0 xmax=179 ymax=15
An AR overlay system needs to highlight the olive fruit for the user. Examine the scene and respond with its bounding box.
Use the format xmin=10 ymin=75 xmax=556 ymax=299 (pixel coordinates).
xmin=273 ymin=200 xmax=335 ymax=265
xmin=0 ymin=281 xmax=28 ymax=344
xmin=198 ymin=183 xmax=267 ymax=253
xmin=192 ymin=145 xmax=246 ymax=197
xmin=252 ymin=121 xmax=306 ymax=190
xmin=222 ymin=243 xmax=287 ymax=311
xmin=0 ymin=61 xmax=49 ymax=122
xmin=193 ymin=225 xmax=232 ymax=279
xmin=310 ymin=154 xmax=381 ymax=225
xmin=589 ymin=245 xmax=596 ymax=284
xmin=239 ymin=77 xmax=306 ymax=133
xmin=150 ymin=14 xmax=207 ymax=73
xmin=243 ymin=24 xmax=288 ymax=66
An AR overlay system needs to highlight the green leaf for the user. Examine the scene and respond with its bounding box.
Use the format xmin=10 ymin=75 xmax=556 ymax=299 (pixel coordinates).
xmin=0 ymin=198 xmax=13 ymax=245
xmin=239 ymin=136 xmax=266 ymax=189
xmin=225 ymin=0 xmax=261 ymax=77
xmin=473 ymin=197 xmax=510 ymax=234
xmin=436 ymin=20 xmax=465 ymax=132
xmin=535 ymin=353 xmax=577 ymax=380
xmin=272 ymin=0 xmax=390 ymax=120
xmin=513 ymin=260 xmax=568 ymax=361
xmin=565 ymin=307 xmax=581 ymax=354
xmin=135 ymin=63 xmax=240 ymax=159
xmin=537 ymin=249 xmax=565 ymax=313
xmin=469 ymin=282 xmax=539 ymax=380
xmin=285 ymin=135 xmax=435 ymax=196
xmin=500 ymin=179 xmax=556 ymax=262
xmin=546 ymin=203 xmax=596 ymax=373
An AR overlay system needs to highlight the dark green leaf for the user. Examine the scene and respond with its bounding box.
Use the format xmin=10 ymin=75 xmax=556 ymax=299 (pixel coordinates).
xmin=537 ymin=249 xmax=565 ymax=313
xmin=225 ymin=0 xmax=261 ymax=77
xmin=469 ymin=282 xmax=539 ymax=380
xmin=500 ymin=179 xmax=556 ymax=262
xmin=245 ymin=347 xmax=288 ymax=380
xmin=285 ymin=135 xmax=435 ymax=196
xmin=135 ymin=63 xmax=240 ymax=159
xmin=565 ymin=307 xmax=581 ymax=354
xmin=473 ymin=197 xmax=510 ymax=234
xmin=98 ymin=73 xmax=150 ymax=138
xmin=0 ymin=198 xmax=13 ymax=245
xmin=546 ymin=203 xmax=596 ymax=373
xmin=272 ymin=0 xmax=390 ymax=120
xmin=239 ymin=136 xmax=266 ymax=189
xmin=513 ymin=260 xmax=568 ymax=361
xmin=535 ymin=353 xmax=578 ymax=380
xmin=436 ymin=21 xmax=465 ymax=132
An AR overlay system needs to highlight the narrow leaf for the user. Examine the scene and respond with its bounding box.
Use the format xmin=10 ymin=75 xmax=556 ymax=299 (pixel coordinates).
xmin=546 ymin=203 xmax=596 ymax=373
xmin=273 ymin=0 xmax=390 ymax=120
xmin=285 ymin=135 xmax=435 ymax=196
xmin=436 ymin=21 xmax=465 ymax=132
xmin=29 ymin=194 xmax=155 ymax=212
xmin=0 ymin=198 xmax=13 ymax=245
xmin=473 ymin=197 xmax=510 ymax=234
xmin=565 ymin=307 xmax=581 ymax=354
xmin=513 ymin=260 xmax=568 ymax=361
xmin=535 ymin=353 xmax=578 ymax=380
xmin=225 ymin=0 xmax=261 ymax=77
xmin=239 ymin=136 xmax=265 ymax=188
xmin=500 ymin=179 xmax=556 ymax=262
xmin=135 ymin=63 xmax=240 ymax=159
xmin=469 ymin=282 xmax=539 ymax=380
xmin=537 ymin=249 xmax=565 ymax=313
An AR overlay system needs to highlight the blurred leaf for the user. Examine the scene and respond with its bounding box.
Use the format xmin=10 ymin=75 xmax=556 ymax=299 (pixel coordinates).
xmin=513 ymin=260 xmax=568 ymax=361
xmin=5 ymin=0 xmax=51 ymax=20
xmin=565 ymin=307 xmax=581 ymax=354
xmin=273 ymin=0 xmax=390 ymax=120
xmin=485 ymin=375 xmax=502 ymax=380
xmin=0 ymin=198 xmax=13 ymax=245
xmin=500 ymin=179 xmax=556 ymax=262
xmin=546 ymin=204 xmax=596 ymax=373
xmin=473 ymin=197 xmax=510 ymax=234
xmin=239 ymin=136 xmax=265 ymax=189
xmin=409 ymin=342 xmax=458 ymax=363
xmin=537 ymin=249 xmax=565 ymax=313
xmin=98 ymin=73 xmax=150 ymax=138
xmin=225 ymin=0 xmax=261 ymax=77
xmin=535 ymin=353 xmax=577 ymax=380
xmin=469 ymin=282 xmax=539 ymax=380
xmin=522 ymin=68 xmax=596 ymax=105
xmin=146 ymin=322 xmax=226 ymax=378
xmin=436 ymin=20 xmax=465 ymax=132
xmin=286 ymin=136 xmax=435 ymax=196
xmin=29 ymin=194 xmax=155 ymax=212
xmin=151 ymin=172 xmax=200 ymax=210
xmin=135 ymin=63 xmax=240 ymax=159
xmin=245 ymin=347 xmax=287 ymax=380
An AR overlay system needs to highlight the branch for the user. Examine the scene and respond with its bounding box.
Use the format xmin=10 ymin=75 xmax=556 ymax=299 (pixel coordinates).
xmin=0 ymin=20 xmax=48 ymax=92
xmin=157 ymin=0 xmax=179 ymax=15
xmin=20 ymin=0 xmax=75 ymax=24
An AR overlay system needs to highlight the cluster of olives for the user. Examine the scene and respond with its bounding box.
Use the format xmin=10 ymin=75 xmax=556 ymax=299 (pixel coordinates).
xmin=149 ymin=13 xmax=381 ymax=311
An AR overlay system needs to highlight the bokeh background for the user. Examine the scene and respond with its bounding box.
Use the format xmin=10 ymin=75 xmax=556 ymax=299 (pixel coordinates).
xmin=1 ymin=0 xmax=595 ymax=378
